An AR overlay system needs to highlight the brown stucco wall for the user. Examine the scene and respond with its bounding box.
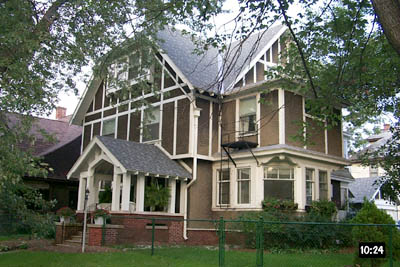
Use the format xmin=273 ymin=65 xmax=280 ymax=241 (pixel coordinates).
xmin=85 ymin=112 xmax=101 ymax=123
xmin=103 ymin=108 xmax=116 ymax=118
xmin=245 ymin=67 xmax=254 ymax=85
xmin=176 ymin=99 xmax=190 ymax=154
xmin=328 ymin=122 xmax=342 ymax=157
xmin=92 ymin=122 xmax=100 ymax=138
xmin=164 ymin=89 xmax=184 ymax=100
xmin=256 ymin=62 xmax=264 ymax=82
xmin=117 ymin=114 xmax=128 ymax=140
xmin=285 ymin=91 xmax=303 ymax=147
xmin=306 ymin=117 xmax=325 ymax=153
xmin=212 ymin=103 xmax=220 ymax=155
xmin=221 ymin=100 xmax=236 ymax=144
xmin=83 ymin=124 xmax=91 ymax=150
xmin=129 ymin=112 xmax=141 ymax=142
xmin=260 ymin=91 xmax=279 ymax=146
xmin=187 ymin=160 xmax=213 ymax=228
xmin=94 ymin=83 xmax=103 ymax=110
xmin=162 ymin=102 xmax=174 ymax=154
xmin=197 ymin=98 xmax=210 ymax=156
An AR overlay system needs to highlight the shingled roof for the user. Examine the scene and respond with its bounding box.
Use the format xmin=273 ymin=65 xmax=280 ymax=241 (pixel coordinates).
xmin=348 ymin=177 xmax=381 ymax=203
xmin=96 ymin=136 xmax=191 ymax=179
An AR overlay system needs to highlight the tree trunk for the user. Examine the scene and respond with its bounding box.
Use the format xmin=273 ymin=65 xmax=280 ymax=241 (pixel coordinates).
xmin=371 ymin=0 xmax=400 ymax=56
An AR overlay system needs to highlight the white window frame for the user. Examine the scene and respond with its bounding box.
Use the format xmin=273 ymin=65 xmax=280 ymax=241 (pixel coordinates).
xmin=306 ymin=168 xmax=315 ymax=206
xmin=142 ymin=107 xmax=160 ymax=142
xmin=217 ymin=169 xmax=230 ymax=206
xmin=237 ymin=168 xmax=251 ymax=204
xmin=318 ymin=170 xmax=328 ymax=201
xmin=239 ymin=96 xmax=257 ymax=136
xmin=263 ymin=166 xmax=295 ymax=201
xmin=107 ymin=53 xmax=151 ymax=94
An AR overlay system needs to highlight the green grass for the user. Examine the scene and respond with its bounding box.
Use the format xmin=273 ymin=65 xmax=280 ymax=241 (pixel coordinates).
xmin=0 ymin=247 xmax=399 ymax=266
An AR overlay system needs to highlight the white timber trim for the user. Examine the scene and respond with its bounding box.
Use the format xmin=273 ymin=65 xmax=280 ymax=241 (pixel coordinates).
xmin=256 ymin=93 xmax=261 ymax=147
xmin=173 ymin=100 xmax=177 ymax=156
xmin=278 ymin=88 xmax=285 ymax=144
xmin=209 ymin=101 xmax=213 ymax=157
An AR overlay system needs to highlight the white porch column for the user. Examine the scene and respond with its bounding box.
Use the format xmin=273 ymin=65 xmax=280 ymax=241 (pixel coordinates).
xmin=168 ymin=179 xmax=176 ymax=213
xmin=295 ymin=166 xmax=305 ymax=210
xmin=136 ymin=173 xmax=145 ymax=212
xmin=121 ymin=173 xmax=131 ymax=211
xmin=77 ymin=177 xmax=87 ymax=211
xmin=111 ymin=168 xmax=121 ymax=211
xmin=87 ymin=169 xmax=96 ymax=207
xmin=180 ymin=180 xmax=186 ymax=214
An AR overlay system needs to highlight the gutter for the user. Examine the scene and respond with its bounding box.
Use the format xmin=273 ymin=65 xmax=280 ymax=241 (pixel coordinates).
xmin=183 ymin=103 xmax=202 ymax=240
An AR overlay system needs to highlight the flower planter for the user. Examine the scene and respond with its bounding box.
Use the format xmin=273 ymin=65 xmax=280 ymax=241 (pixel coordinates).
xmin=94 ymin=217 xmax=105 ymax=225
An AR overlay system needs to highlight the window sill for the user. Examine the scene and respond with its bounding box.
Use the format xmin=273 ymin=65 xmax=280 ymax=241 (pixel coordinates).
xmin=142 ymin=139 xmax=161 ymax=145
xmin=239 ymin=132 xmax=257 ymax=138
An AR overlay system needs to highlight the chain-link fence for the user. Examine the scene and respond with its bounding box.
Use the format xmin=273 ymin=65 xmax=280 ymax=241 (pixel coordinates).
xmin=102 ymin=214 xmax=398 ymax=267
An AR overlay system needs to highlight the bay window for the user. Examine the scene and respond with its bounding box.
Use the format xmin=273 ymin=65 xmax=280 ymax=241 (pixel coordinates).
xmin=239 ymin=96 xmax=257 ymax=134
xmin=264 ymin=166 xmax=294 ymax=200
xmin=237 ymin=168 xmax=250 ymax=204
xmin=319 ymin=171 xmax=328 ymax=200
xmin=306 ymin=168 xmax=314 ymax=205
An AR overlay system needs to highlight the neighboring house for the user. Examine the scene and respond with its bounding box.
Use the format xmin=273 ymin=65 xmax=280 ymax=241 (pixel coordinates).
xmin=349 ymin=124 xmax=391 ymax=178
xmin=6 ymin=108 xmax=82 ymax=210
xmin=349 ymin=177 xmax=400 ymax=221
xmin=67 ymin=25 xmax=349 ymax=238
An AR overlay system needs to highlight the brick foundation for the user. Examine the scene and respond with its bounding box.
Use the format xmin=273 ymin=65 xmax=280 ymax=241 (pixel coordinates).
xmin=55 ymin=222 xmax=82 ymax=244
xmin=87 ymin=224 xmax=123 ymax=246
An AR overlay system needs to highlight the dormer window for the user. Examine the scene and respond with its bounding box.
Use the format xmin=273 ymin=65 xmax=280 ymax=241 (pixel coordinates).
xmin=142 ymin=107 xmax=160 ymax=142
xmin=239 ymin=96 xmax=257 ymax=135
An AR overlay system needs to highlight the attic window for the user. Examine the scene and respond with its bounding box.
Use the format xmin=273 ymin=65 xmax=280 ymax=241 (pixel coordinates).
xmin=142 ymin=107 xmax=160 ymax=142
xmin=102 ymin=118 xmax=115 ymax=137
xmin=107 ymin=53 xmax=151 ymax=94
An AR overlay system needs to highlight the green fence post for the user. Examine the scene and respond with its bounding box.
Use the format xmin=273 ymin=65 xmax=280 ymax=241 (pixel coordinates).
xmin=151 ymin=218 xmax=155 ymax=256
xmin=101 ymin=218 xmax=106 ymax=246
xmin=389 ymin=225 xmax=393 ymax=267
xmin=219 ymin=217 xmax=225 ymax=267
xmin=256 ymin=217 xmax=264 ymax=267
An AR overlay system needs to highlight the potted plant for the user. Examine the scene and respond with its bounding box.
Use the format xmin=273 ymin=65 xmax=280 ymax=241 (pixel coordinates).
xmin=93 ymin=209 xmax=109 ymax=225
xmin=144 ymin=180 xmax=170 ymax=212
xmin=56 ymin=207 xmax=75 ymax=223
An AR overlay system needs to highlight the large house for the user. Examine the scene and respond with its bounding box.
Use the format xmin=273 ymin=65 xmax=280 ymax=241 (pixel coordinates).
xmin=67 ymin=25 xmax=349 ymax=241
xmin=6 ymin=108 xmax=82 ymax=210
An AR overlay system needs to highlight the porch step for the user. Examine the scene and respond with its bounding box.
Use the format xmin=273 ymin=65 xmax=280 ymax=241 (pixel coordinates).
xmin=64 ymin=239 xmax=88 ymax=245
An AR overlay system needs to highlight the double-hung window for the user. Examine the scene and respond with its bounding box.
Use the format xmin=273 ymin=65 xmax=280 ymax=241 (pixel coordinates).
xmin=306 ymin=168 xmax=314 ymax=205
xmin=239 ymin=97 xmax=257 ymax=135
xmin=237 ymin=168 xmax=251 ymax=204
xmin=318 ymin=171 xmax=328 ymax=200
xmin=142 ymin=107 xmax=160 ymax=142
xmin=102 ymin=118 xmax=115 ymax=137
xmin=217 ymin=169 xmax=230 ymax=206
xmin=264 ymin=166 xmax=294 ymax=200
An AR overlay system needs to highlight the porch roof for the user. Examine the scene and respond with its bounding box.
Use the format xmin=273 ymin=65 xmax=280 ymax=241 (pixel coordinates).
xmin=68 ymin=136 xmax=192 ymax=179
xmin=97 ymin=136 xmax=191 ymax=179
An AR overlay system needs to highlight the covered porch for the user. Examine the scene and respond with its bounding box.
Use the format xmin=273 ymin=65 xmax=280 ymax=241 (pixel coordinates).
xmin=67 ymin=136 xmax=191 ymax=214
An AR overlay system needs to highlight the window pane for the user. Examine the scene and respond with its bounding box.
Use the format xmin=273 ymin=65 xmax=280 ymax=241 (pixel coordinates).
xmin=279 ymin=168 xmax=291 ymax=179
xmin=102 ymin=119 xmax=115 ymax=136
xmin=143 ymin=108 xmax=160 ymax=141
xmin=239 ymin=97 xmax=256 ymax=116
xmin=319 ymin=171 xmax=328 ymax=200
xmin=220 ymin=182 xmax=230 ymax=205
xmin=306 ymin=169 xmax=314 ymax=181
xmin=219 ymin=169 xmax=230 ymax=181
xmin=264 ymin=180 xmax=293 ymax=200
xmin=128 ymin=54 xmax=140 ymax=80
xmin=306 ymin=181 xmax=313 ymax=205
xmin=238 ymin=180 xmax=250 ymax=204
xmin=265 ymin=167 xmax=278 ymax=179
xmin=238 ymin=168 xmax=250 ymax=180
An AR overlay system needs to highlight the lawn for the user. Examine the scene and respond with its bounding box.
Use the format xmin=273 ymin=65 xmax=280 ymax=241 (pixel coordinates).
xmin=0 ymin=247 xmax=372 ymax=267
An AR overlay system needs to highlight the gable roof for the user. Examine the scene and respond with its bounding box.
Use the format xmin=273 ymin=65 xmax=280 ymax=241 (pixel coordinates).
xmin=97 ymin=136 xmax=191 ymax=178
xmin=350 ymin=130 xmax=392 ymax=162
xmin=331 ymin=169 xmax=355 ymax=182
xmin=71 ymin=25 xmax=287 ymax=125
xmin=4 ymin=113 xmax=82 ymax=156
xmin=68 ymin=136 xmax=191 ymax=179
xmin=348 ymin=176 xmax=380 ymax=203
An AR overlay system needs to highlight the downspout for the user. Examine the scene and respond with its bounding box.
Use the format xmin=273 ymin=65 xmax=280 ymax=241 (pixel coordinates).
xmin=183 ymin=102 xmax=201 ymax=240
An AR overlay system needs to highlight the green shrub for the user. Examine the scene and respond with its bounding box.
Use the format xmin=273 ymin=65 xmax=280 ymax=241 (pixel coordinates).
xmin=308 ymin=200 xmax=337 ymax=219
xmin=262 ymin=198 xmax=298 ymax=212
xmin=351 ymin=199 xmax=400 ymax=267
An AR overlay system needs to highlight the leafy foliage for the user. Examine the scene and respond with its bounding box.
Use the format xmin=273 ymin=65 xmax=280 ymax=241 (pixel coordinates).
xmin=262 ymin=198 xmax=298 ymax=212
xmin=144 ymin=179 xmax=170 ymax=212
xmin=308 ymin=200 xmax=337 ymax=219
xmin=351 ymin=199 xmax=400 ymax=266
xmin=56 ymin=207 xmax=75 ymax=218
